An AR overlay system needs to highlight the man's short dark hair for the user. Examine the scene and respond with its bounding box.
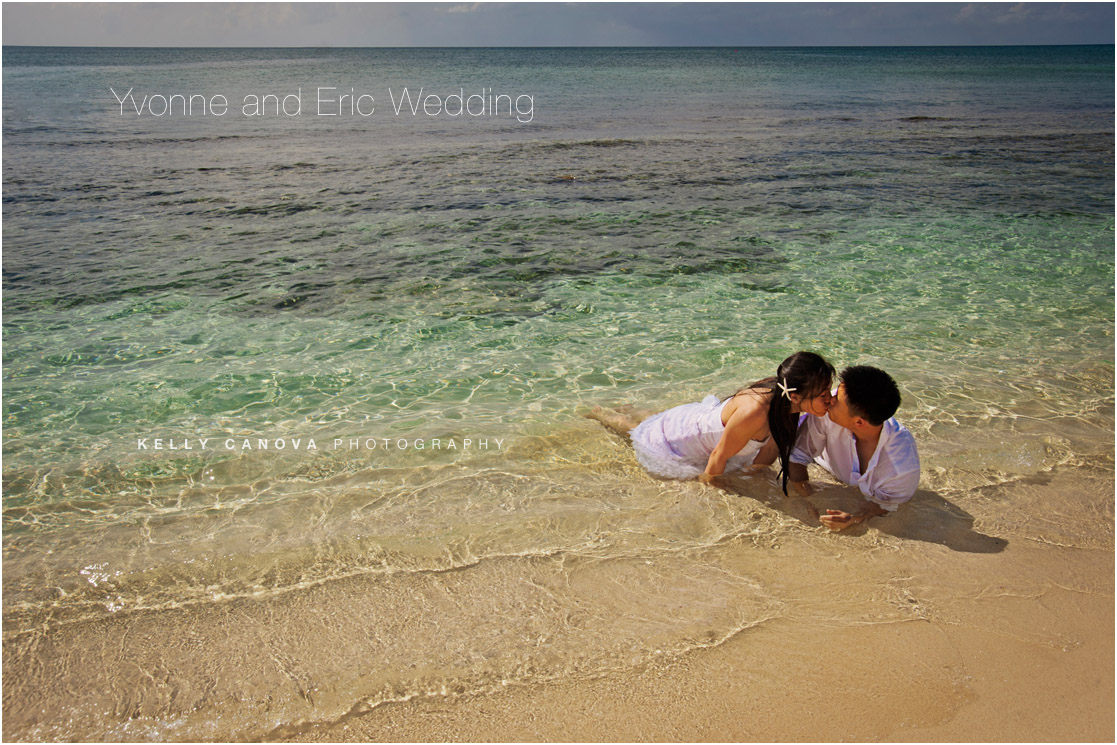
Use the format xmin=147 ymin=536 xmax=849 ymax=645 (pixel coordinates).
xmin=840 ymin=366 xmax=901 ymax=426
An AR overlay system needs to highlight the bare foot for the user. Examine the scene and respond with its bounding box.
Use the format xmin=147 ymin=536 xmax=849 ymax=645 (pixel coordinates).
xmin=584 ymin=406 xmax=640 ymax=439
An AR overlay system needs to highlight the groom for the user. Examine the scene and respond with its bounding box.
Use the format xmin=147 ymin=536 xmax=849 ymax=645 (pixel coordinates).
xmin=788 ymin=365 xmax=920 ymax=531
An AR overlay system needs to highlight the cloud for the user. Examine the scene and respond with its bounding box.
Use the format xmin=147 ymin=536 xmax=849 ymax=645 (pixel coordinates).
xmin=2 ymin=2 xmax=1113 ymax=47
xmin=954 ymin=4 xmax=978 ymax=22
xmin=995 ymin=3 xmax=1034 ymax=24
xmin=446 ymin=3 xmax=487 ymax=14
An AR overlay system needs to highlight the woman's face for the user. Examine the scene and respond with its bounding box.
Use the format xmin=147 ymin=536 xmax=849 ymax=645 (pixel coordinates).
xmin=797 ymin=384 xmax=834 ymax=416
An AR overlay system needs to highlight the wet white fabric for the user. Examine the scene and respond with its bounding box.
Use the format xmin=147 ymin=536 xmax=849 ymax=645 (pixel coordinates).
xmin=791 ymin=412 xmax=920 ymax=510
xmin=630 ymin=394 xmax=768 ymax=479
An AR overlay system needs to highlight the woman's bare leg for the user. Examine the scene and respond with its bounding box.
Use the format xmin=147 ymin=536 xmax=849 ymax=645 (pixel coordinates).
xmin=584 ymin=406 xmax=643 ymax=439
xmin=615 ymin=403 xmax=658 ymax=423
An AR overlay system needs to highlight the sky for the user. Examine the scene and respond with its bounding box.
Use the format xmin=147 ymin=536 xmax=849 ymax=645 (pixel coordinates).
xmin=2 ymin=2 xmax=1114 ymax=47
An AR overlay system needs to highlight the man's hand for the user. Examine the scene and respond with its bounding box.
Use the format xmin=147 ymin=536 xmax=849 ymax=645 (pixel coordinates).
xmin=820 ymin=509 xmax=861 ymax=531
xmin=820 ymin=502 xmax=887 ymax=531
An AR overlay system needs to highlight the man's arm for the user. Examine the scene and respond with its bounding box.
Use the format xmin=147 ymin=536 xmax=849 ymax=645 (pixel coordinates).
xmin=788 ymin=415 xmax=822 ymax=496
xmin=854 ymin=432 xmax=920 ymax=513
xmin=788 ymin=462 xmax=812 ymax=496
xmin=822 ymin=428 xmax=920 ymax=530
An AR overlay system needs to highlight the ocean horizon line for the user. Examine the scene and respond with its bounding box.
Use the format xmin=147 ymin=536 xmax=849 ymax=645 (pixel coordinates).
xmin=4 ymin=42 xmax=1114 ymax=50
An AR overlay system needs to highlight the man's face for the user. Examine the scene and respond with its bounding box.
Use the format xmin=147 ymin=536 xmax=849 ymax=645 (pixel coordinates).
xmin=826 ymin=383 xmax=858 ymax=430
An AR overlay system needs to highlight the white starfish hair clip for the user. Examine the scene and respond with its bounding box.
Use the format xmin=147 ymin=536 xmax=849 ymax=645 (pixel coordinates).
xmin=777 ymin=379 xmax=797 ymax=400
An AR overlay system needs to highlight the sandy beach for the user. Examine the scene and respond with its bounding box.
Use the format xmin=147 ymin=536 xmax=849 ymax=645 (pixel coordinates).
xmin=5 ymin=459 xmax=1112 ymax=742
xmin=284 ymin=587 xmax=1113 ymax=743
xmin=277 ymin=468 xmax=1114 ymax=743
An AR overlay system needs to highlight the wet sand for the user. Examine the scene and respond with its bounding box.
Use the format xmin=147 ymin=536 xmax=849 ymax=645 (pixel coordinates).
xmin=285 ymin=603 xmax=1113 ymax=743
xmin=4 ymin=461 xmax=1113 ymax=742
xmin=282 ymin=488 xmax=1114 ymax=743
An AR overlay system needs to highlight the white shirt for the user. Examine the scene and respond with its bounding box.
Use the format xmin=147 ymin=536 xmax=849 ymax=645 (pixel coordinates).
xmin=791 ymin=413 xmax=920 ymax=511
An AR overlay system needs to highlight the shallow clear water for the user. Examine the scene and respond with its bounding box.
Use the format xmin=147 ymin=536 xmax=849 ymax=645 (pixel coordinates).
xmin=3 ymin=46 xmax=1114 ymax=741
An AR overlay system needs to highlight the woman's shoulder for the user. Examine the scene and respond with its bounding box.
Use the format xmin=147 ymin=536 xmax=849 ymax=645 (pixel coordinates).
xmin=724 ymin=386 xmax=771 ymax=419
xmin=729 ymin=385 xmax=773 ymax=403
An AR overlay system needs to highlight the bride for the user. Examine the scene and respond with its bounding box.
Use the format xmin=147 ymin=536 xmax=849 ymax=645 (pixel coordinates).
xmin=587 ymin=351 xmax=834 ymax=495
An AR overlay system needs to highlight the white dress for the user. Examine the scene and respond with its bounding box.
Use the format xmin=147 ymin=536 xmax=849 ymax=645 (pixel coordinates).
xmin=629 ymin=394 xmax=770 ymax=479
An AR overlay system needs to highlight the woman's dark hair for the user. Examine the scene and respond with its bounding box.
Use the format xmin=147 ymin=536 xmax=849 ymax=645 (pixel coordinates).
xmin=731 ymin=351 xmax=835 ymax=495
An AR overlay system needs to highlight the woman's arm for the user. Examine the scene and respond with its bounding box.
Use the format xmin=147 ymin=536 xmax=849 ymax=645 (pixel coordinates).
xmin=701 ymin=397 xmax=767 ymax=480
xmin=753 ymin=437 xmax=778 ymax=466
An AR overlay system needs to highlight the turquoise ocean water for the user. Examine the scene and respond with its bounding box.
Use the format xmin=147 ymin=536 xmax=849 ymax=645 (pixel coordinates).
xmin=3 ymin=46 xmax=1114 ymax=740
